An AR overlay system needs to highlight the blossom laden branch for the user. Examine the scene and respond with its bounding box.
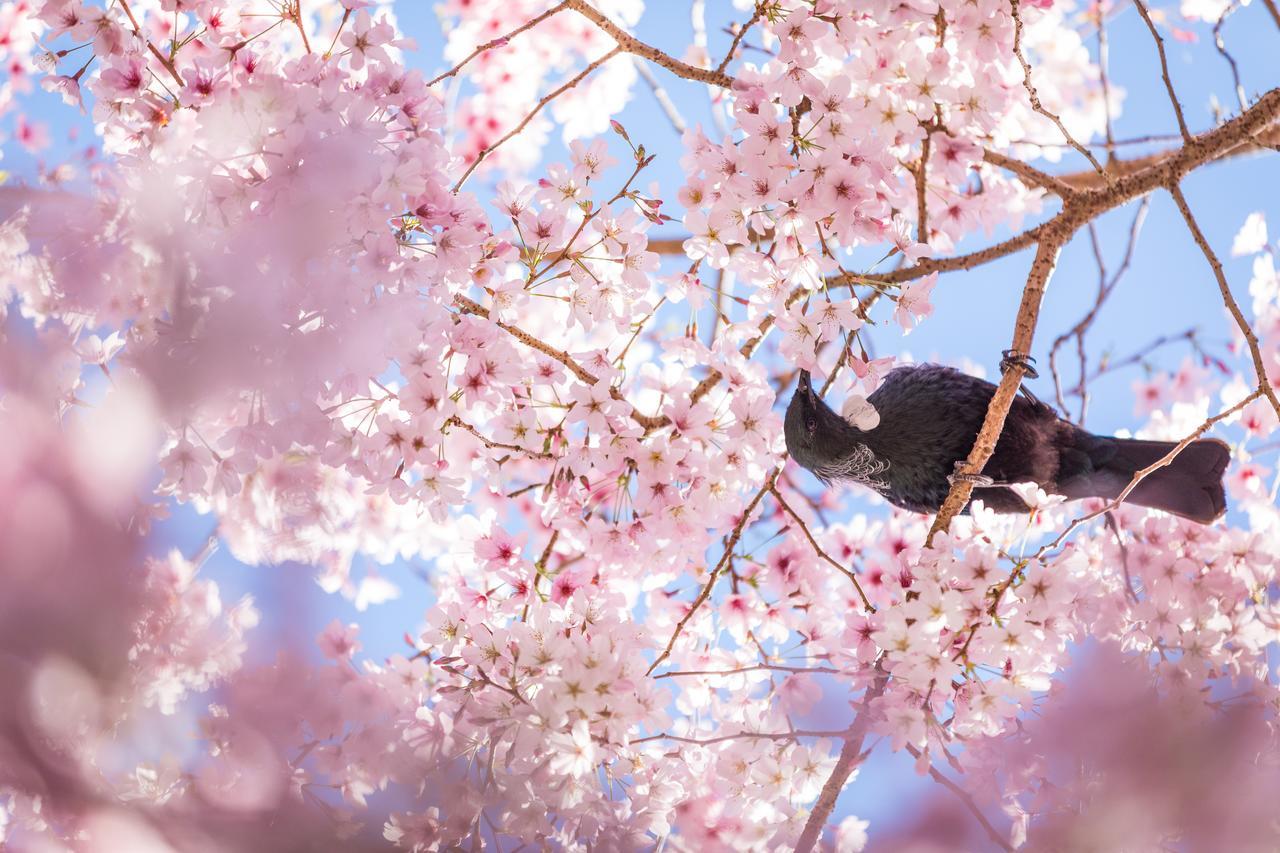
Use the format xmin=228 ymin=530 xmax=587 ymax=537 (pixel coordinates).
xmin=453 ymin=293 xmax=666 ymax=430
xmin=647 ymin=468 xmax=779 ymax=675
xmin=834 ymin=87 xmax=1280 ymax=291
xmin=768 ymin=484 xmax=875 ymax=612
xmin=445 ymin=416 xmax=556 ymax=461
xmin=116 ymin=0 xmax=185 ymax=89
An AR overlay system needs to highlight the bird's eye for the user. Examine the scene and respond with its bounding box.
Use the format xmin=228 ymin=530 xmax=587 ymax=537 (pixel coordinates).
xmin=805 ymin=417 xmax=817 ymax=434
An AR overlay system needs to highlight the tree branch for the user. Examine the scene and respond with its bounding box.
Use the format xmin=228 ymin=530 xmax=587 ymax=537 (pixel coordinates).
xmin=1133 ymin=0 xmax=1193 ymax=142
xmin=1033 ymin=388 xmax=1263 ymax=557
xmin=453 ymin=294 xmax=666 ymax=429
xmin=904 ymin=744 xmax=1014 ymax=852
xmin=794 ymin=667 xmax=888 ymax=853
xmin=715 ymin=3 xmax=763 ymax=75
xmin=564 ymin=0 xmax=735 ymax=88
xmin=769 ymin=485 xmax=875 ymax=612
xmin=1167 ymin=184 xmax=1280 ymax=420
xmin=982 ymin=148 xmax=1075 ymax=197
xmin=926 ymin=233 xmax=1067 ymax=545
xmin=654 ymin=663 xmax=841 ymax=679
xmin=454 ymin=47 xmax=622 ymax=191
xmin=1009 ymin=0 xmax=1108 ymax=177
xmin=646 ymin=469 xmax=778 ymax=675
xmin=428 ymin=1 xmax=569 ymax=87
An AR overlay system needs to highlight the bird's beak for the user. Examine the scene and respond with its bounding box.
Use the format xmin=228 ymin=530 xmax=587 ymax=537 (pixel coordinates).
xmin=798 ymin=370 xmax=815 ymax=403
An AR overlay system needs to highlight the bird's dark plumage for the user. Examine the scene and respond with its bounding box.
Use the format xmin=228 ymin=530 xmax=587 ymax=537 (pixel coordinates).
xmin=784 ymin=364 xmax=1230 ymax=523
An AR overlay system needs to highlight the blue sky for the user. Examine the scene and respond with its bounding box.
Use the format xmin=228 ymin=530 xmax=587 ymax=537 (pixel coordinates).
xmin=7 ymin=0 xmax=1279 ymax=845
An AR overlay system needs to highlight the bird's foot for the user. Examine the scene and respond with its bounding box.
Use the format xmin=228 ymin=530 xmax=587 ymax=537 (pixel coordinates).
xmin=1000 ymin=349 xmax=1039 ymax=379
xmin=948 ymin=461 xmax=995 ymax=487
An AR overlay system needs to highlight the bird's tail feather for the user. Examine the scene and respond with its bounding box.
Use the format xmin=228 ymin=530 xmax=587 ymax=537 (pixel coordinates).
xmin=1058 ymin=437 xmax=1230 ymax=524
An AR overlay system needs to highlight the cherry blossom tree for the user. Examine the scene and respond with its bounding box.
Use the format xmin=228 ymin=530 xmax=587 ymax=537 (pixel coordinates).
xmin=1 ymin=0 xmax=1279 ymax=849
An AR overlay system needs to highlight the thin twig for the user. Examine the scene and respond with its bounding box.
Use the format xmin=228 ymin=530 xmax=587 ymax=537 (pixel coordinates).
xmin=1033 ymin=389 xmax=1262 ymax=557
xmin=1009 ymin=0 xmax=1108 ymax=177
xmin=290 ymin=0 xmax=312 ymax=54
xmin=454 ymin=47 xmax=622 ymax=191
xmin=1096 ymin=1 xmax=1117 ymax=161
xmin=1168 ymin=183 xmax=1280 ymax=420
xmin=1048 ymin=197 xmax=1150 ymax=423
xmin=654 ymin=663 xmax=841 ymax=679
xmin=769 ymin=485 xmax=875 ymax=612
xmin=646 ymin=469 xmax=779 ymax=675
xmin=428 ymin=2 xmax=569 ymax=87
xmin=917 ymin=132 xmax=932 ymax=242
xmin=1212 ymin=3 xmax=1249 ymax=113
xmin=632 ymin=728 xmax=848 ymax=746
xmin=564 ymin=0 xmax=735 ymax=88
xmin=982 ymin=148 xmax=1075 ymax=197
xmin=117 ymin=0 xmax=185 ymax=88
xmin=445 ymin=416 xmax=555 ymax=460
xmin=1133 ymin=0 xmax=1193 ymax=142
xmin=904 ymin=744 xmax=1014 ymax=852
xmin=715 ymin=3 xmax=763 ymax=75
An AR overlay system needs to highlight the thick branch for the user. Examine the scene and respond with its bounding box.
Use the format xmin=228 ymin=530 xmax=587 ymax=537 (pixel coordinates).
xmin=926 ymin=234 xmax=1067 ymax=545
xmin=849 ymin=88 xmax=1280 ymax=289
xmin=1055 ymin=121 xmax=1280 ymax=191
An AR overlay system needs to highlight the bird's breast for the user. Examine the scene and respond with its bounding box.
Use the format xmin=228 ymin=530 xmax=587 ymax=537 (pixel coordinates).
xmin=818 ymin=443 xmax=891 ymax=491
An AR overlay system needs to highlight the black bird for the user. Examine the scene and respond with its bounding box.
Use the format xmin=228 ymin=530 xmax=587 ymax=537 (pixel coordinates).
xmin=784 ymin=364 xmax=1231 ymax=523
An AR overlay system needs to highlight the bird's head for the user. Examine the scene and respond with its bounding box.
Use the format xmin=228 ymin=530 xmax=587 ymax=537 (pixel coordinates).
xmin=784 ymin=370 xmax=855 ymax=476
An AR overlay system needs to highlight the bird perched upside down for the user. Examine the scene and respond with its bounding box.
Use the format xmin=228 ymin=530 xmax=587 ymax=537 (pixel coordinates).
xmin=784 ymin=364 xmax=1231 ymax=524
